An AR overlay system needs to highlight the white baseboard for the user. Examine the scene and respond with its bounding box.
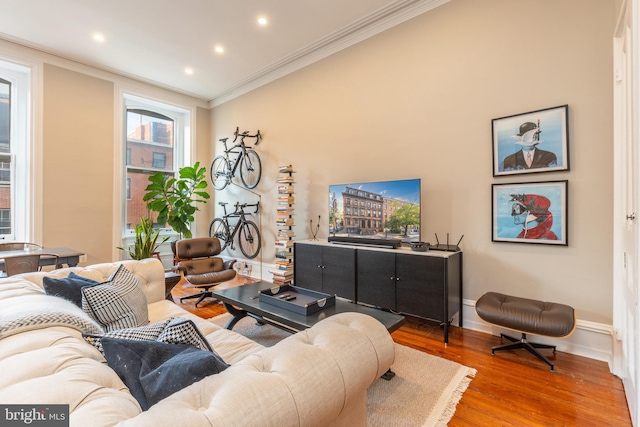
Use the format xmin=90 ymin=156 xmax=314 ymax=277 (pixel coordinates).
xmin=239 ymin=260 xmax=616 ymax=372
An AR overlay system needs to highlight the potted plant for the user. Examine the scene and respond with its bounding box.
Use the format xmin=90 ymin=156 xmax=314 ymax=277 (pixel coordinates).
xmin=143 ymin=162 xmax=210 ymax=239
xmin=118 ymin=216 xmax=169 ymax=260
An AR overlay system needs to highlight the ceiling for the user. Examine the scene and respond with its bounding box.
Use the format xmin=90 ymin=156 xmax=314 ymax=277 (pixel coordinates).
xmin=0 ymin=0 xmax=447 ymax=106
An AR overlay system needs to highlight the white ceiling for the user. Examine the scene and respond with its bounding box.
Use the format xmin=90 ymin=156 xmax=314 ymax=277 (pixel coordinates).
xmin=0 ymin=0 xmax=447 ymax=106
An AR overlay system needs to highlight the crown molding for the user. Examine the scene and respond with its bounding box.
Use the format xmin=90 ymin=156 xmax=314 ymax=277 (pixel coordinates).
xmin=0 ymin=37 xmax=210 ymax=108
xmin=209 ymin=0 xmax=449 ymax=107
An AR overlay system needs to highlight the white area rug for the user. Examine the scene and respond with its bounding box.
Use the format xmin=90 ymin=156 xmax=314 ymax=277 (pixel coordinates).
xmin=209 ymin=314 xmax=476 ymax=426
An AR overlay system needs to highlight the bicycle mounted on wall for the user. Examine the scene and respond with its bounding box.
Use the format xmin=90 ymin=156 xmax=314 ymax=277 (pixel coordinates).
xmin=210 ymin=127 xmax=262 ymax=191
xmin=209 ymin=201 xmax=262 ymax=259
xmin=209 ymin=127 xmax=263 ymax=267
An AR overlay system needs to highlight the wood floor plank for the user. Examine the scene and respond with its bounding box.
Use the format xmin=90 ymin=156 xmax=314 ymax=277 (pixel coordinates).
xmin=171 ymin=277 xmax=632 ymax=426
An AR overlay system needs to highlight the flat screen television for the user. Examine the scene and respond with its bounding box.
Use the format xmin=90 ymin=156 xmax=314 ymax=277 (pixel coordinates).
xmin=328 ymin=178 xmax=421 ymax=248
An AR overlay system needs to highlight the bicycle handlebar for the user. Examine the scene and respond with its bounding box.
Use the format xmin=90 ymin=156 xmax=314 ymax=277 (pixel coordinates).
xmin=232 ymin=126 xmax=261 ymax=146
xmin=234 ymin=201 xmax=260 ymax=214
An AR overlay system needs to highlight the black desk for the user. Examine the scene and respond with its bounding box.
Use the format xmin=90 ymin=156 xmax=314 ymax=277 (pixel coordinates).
xmin=0 ymin=247 xmax=84 ymax=270
xmin=212 ymin=281 xmax=406 ymax=334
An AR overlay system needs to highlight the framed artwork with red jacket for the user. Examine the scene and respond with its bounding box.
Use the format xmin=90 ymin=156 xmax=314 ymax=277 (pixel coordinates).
xmin=492 ymin=180 xmax=568 ymax=246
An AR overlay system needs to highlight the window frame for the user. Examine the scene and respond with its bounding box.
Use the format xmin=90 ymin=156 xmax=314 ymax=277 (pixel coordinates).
xmin=121 ymin=93 xmax=190 ymax=239
xmin=0 ymin=61 xmax=31 ymax=243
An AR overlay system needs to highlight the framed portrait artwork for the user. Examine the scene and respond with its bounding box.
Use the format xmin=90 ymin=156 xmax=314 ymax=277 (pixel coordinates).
xmin=492 ymin=105 xmax=569 ymax=177
xmin=492 ymin=180 xmax=568 ymax=246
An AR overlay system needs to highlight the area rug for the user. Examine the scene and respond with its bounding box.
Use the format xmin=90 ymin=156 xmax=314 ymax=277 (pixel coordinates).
xmin=209 ymin=314 xmax=476 ymax=426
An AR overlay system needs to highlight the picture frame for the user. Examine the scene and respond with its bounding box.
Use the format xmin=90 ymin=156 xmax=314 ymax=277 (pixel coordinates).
xmin=492 ymin=105 xmax=569 ymax=177
xmin=492 ymin=180 xmax=568 ymax=246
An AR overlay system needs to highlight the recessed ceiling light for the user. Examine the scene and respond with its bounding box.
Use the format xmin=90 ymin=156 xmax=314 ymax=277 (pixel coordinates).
xmin=93 ymin=33 xmax=105 ymax=43
xmin=258 ymin=17 xmax=268 ymax=26
xmin=184 ymin=67 xmax=194 ymax=75
xmin=214 ymin=46 xmax=224 ymax=54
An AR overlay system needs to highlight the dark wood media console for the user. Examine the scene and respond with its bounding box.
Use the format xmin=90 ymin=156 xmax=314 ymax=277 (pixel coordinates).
xmin=293 ymin=240 xmax=463 ymax=343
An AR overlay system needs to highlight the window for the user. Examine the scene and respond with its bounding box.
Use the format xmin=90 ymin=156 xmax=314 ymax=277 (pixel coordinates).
xmin=0 ymin=160 xmax=10 ymax=184
xmin=0 ymin=209 xmax=9 ymax=234
xmin=122 ymin=94 xmax=189 ymax=235
xmin=0 ymin=79 xmax=10 ymax=236
xmin=0 ymin=62 xmax=30 ymax=241
xmin=152 ymin=152 xmax=166 ymax=169
xmin=124 ymin=109 xmax=174 ymax=231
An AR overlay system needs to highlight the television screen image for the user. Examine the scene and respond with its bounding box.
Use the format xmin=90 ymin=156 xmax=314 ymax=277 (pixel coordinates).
xmin=328 ymin=178 xmax=421 ymax=246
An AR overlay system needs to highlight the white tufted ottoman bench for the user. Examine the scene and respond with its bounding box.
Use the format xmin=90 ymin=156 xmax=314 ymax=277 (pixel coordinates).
xmin=475 ymin=292 xmax=576 ymax=371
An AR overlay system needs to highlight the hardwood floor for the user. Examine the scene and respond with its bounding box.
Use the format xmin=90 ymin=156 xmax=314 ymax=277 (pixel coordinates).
xmin=171 ymin=277 xmax=632 ymax=426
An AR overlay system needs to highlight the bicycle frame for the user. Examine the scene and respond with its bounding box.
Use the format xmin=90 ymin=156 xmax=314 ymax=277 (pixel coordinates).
xmin=219 ymin=127 xmax=261 ymax=177
xmin=218 ymin=201 xmax=260 ymax=250
xmin=211 ymin=127 xmax=262 ymax=191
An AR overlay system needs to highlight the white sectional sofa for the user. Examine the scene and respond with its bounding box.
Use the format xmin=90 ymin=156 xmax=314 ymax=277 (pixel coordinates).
xmin=0 ymin=258 xmax=395 ymax=427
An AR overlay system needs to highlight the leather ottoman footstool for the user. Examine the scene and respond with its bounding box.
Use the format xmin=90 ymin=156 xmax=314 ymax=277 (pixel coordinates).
xmin=475 ymin=292 xmax=576 ymax=371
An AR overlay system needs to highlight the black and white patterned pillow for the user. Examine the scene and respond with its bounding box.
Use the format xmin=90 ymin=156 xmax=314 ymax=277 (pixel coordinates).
xmin=84 ymin=318 xmax=172 ymax=354
xmin=84 ymin=316 xmax=212 ymax=354
xmin=81 ymin=264 xmax=149 ymax=332
xmin=158 ymin=317 xmax=212 ymax=352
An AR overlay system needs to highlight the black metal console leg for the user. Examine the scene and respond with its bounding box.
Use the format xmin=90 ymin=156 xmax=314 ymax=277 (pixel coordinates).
xmin=443 ymin=321 xmax=449 ymax=344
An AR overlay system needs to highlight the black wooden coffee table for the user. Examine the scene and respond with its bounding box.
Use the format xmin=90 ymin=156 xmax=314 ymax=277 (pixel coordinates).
xmin=212 ymin=281 xmax=406 ymax=334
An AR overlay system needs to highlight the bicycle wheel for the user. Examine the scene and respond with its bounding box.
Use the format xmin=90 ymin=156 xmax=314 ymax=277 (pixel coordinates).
xmin=239 ymin=149 xmax=262 ymax=189
xmin=209 ymin=218 xmax=231 ymax=250
xmin=237 ymin=220 xmax=261 ymax=259
xmin=210 ymin=156 xmax=230 ymax=190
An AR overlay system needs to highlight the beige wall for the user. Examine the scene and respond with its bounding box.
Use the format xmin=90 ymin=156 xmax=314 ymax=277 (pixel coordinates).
xmin=43 ymin=64 xmax=115 ymax=264
xmin=194 ymin=105 xmax=213 ymax=235
xmin=211 ymin=0 xmax=617 ymax=324
xmin=37 ymin=61 xmax=210 ymax=265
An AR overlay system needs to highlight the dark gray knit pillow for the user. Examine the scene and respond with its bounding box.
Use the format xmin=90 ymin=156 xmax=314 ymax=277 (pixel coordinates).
xmin=101 ymin=338 xmax=228 ymax=411
xmin=43 ymin=272 xmax=99 ymax=307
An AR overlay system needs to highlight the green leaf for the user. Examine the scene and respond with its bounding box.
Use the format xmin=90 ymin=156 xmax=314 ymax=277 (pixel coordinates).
xmin=142 ymin=163 xmax=210 ymax=237
xmin=117 ymin=216 xmax=169 ymax=260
